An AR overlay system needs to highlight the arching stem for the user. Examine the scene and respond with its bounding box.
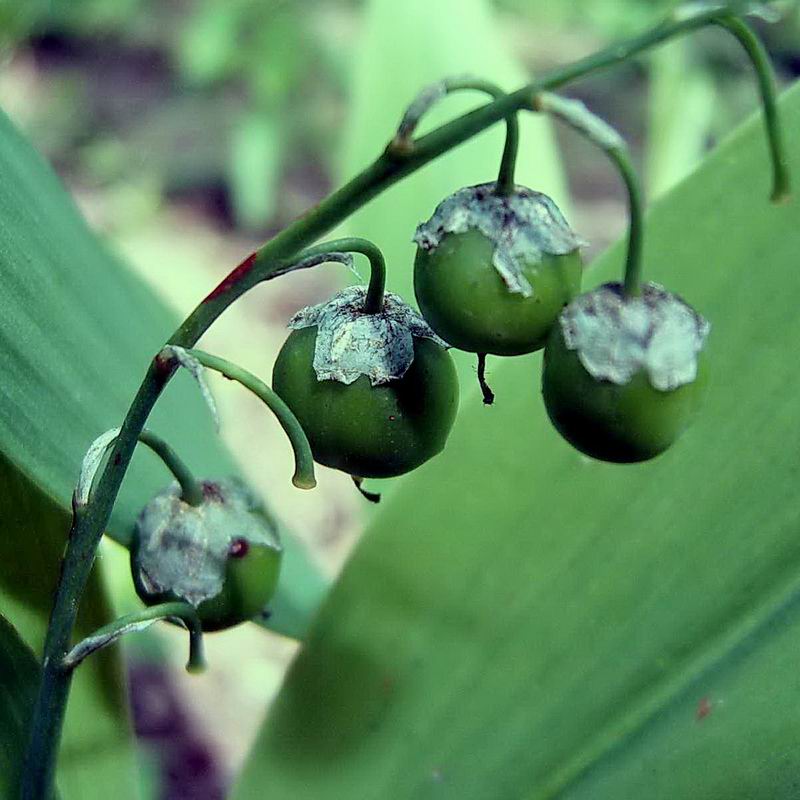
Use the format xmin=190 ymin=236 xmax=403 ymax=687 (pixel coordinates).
xmin=477 ymin=353 xmax=495 ymax=406
xmin=181 ymin=348 xmax=317 ymax=490
xmin=392 ymin=76 xmax=519 ymax=197
xmin=63 ymin=601 xmax=205 ymax=674
xmin=712 ymin=13 xmax=789 ymax=203
xmin=532 ymin=93 xmax=645 ymax=297
xmin=279 ymin=237 xmax=387 ymax=314
xmin=138 ymin=430 xmax=204 ymax=506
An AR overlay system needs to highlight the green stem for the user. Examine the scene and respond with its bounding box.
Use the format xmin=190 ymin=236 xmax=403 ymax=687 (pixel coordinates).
xmin=614 ymin=149 xmax=645 ymax=297
xmin=22 ymin=8 xmax=789 ymax=799
xmin=393 ymin=77 xmax=519 ymax=197
xmin=182 ymin=348 xmax=317 ymax=490
xmin=533 ymin=92 xmax=645 ymax=296
xmin=138 ymin=429 xmax=204 ymax=506
xmin=280 ymin=237 xmax=387 ymax=314
xmin=446 ymin=79 xmax=518 ymax=196
xmin=713 ymin=14 xmax=790 ymax=203
xmin=63 ymin=601 xmax=206 ymax=674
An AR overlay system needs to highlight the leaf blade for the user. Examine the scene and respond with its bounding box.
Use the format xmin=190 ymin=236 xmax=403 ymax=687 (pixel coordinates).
xmin=0 ymin=614 xmax=48 ymax=800
xmin=0 ymin=103 xmax=325 ymax=641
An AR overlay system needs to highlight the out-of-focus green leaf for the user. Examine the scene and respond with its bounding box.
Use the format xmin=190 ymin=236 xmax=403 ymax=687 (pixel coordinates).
xmin=495 ymin=0 xmax=674 ymax=36
xmin=647 ymin=39 xmax=716 ymax=197
xmin=0 ymin=0 xmax=47 ymax=48
xmin=0 ymin=99 xmax=325 ymax=647
xmin=233 ymin=73 xmax=800 ymax=800
xmin=176 ymin=0 xmax=243 ymax=86
xmin=42 ymin=0 xmax=149 ymax=37
xmin=0 ymin=614 xmax=50 ymax=799
xmin=229 ymin=113 xmax=282 ymax=231
xmin=247 ymin=6 xmax=307 ymax=107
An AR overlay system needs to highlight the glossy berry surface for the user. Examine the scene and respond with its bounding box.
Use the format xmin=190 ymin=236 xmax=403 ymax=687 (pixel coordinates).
xmin=272 ymin=326 xmax=459 ymax=478
xmin=188 ymin=540 xmax=280 ymax=632
xmin=541 ymin=283 xmax=708 ymax=463
xmin=415 ymin=228 xmax=582 ymax=355
xmin=131 ymin=479 xmax=282 ymax=632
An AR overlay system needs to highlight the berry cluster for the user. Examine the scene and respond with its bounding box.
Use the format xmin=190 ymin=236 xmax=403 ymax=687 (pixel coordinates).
xmin=130 ymin=87 xmax=717 ymax=632
xmin=271 ymin=183 xmax=708 ymax=485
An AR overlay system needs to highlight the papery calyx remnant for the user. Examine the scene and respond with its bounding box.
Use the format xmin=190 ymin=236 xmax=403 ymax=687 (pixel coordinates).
xmin=287 ymin=285 xmax=448 ymax=386
xmin=160 ymin=345 xmax=219 ymax=430
xmin=413 ymin=183 xmax=585 ymax=297
xmin=395 ymin=79 xmax=448 ymax=142
xmin=559 ymin=282 xmax=710 ymax=391
xmin=133 ymin=478 xmax=280 ymax=607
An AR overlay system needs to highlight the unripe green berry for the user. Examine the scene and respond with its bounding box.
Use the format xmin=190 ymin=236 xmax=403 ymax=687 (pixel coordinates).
xmin=541 ymin=282 xmax=709 ymax=463
xmin=413 ymin=183 xmax=583 ymax=355
xmin=272 ymin=286 xmax=459 ymax=479
xmin=130 ymin=478 xmax=282 ymax=632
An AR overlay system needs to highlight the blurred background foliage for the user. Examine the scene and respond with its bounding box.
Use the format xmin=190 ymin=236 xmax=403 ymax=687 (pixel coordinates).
xmin=1 ymin=0 xmax=797 ymax=239
xmin=0 ymin=1 xmax=798 ymax=797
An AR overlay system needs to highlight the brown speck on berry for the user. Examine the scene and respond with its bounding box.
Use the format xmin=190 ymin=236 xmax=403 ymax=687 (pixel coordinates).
xmin=228 ymin=538 xmax=249 ymax=558
xmin=201 ymin=481 xmax=225 ymax=503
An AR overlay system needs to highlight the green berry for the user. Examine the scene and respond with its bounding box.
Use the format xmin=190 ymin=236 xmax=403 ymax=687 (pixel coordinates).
xmin=413 ymin=183 xmax=583 ymax=355
xmin=131 ymin=478 xmax=282 ymax=632
xmin=541 ymin=282 xmax=709 ymax=463
xmin=272 ymin=286 xmax=459 ymax=478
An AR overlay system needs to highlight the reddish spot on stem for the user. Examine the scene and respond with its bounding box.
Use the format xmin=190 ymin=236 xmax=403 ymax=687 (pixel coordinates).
xmin=695 ymin=696 xmax=712 ymax=722
xmin=153 ymin=352 xmax=175 ymax=379
xmin=204 ymin=252 xmax=258 ymax=302
xmin=201 ymin=481 xmax=225 ymax=503
xmin=229 ymin=538 xmax=249 ymax=558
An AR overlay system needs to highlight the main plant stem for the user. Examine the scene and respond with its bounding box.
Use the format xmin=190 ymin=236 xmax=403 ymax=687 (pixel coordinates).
xmin=21 ymin=8 xmax=787 ymax=798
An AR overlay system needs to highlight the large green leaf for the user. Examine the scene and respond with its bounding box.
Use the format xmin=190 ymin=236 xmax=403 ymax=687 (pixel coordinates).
xmin=0 ymin=101 xmax=325 ymax=635
xmin=233 ymin=77 xmax=800 ymax=800
xmin=0 ymin=614 xmax=50 ymax=799
xmin=0 ymin=92 xmax=323 ymax=793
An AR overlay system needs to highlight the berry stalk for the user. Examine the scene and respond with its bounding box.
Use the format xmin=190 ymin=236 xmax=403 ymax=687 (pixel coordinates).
xmin=392 ymin=77 xmax=520 ymax=197
xmin=280 ymin=237 xmax=387 ymax=314
xmin=532 ymin=93 xmax=645 ymax=297
xmin=180 ymin=348 xmax=317 ymax=490
xmin=62 ymin=601 xmax=205 ymax=674
xmin=138 ymin=430 xmax=204 ymax=507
